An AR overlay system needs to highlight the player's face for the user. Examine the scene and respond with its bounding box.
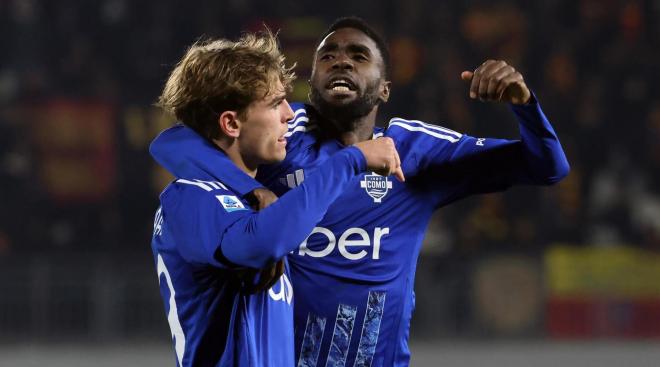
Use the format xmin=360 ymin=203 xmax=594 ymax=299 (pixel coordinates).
xmin=238 ymin=80 xmax=294 ymax=167
xmin=310 ymin=28 xmax=390 ymax=121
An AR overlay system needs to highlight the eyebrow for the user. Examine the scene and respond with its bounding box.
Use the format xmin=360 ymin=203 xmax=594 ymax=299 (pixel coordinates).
xmin=318 ymin=42 xmax=372 ymax=56
xmin=317 ymin=43 xmax=337 ymax=54
xmin=347 ymin=44 xmax=372 ymax=55
xmin=268 ymin=93 xmax=286 ymax=105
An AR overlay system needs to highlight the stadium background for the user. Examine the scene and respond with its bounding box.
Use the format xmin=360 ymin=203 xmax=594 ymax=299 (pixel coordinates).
xmin=1 ymin=0 xmax=659 ymax=365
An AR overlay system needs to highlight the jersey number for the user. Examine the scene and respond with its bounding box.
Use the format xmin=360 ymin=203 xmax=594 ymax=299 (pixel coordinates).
xmin=157 ymin=254 xmax=186 ymax=366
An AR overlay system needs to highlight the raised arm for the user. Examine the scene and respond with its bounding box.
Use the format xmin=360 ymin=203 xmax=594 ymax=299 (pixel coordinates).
xmin=386 ymin=60 xmax=569 ymax=206
xmin=453 ymin=60 xmax=569 ymax=188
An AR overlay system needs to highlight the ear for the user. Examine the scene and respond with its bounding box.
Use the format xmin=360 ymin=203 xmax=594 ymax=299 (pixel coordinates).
xmin=306 ymin=79 xmax=313 ymax=103
xmin=379 ymin=80 xmax=392 ymax=103
xmin=218 ymin=110 xmax=241 ymax=138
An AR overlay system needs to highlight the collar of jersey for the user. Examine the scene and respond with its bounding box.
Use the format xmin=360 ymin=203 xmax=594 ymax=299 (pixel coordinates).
xmin=326 ymin=126 xmax=387 ymax=149
xmin=372 ymin=126 xmax=385 ymax=139
xmin=162 ymin=124 xmax=262 ymax=197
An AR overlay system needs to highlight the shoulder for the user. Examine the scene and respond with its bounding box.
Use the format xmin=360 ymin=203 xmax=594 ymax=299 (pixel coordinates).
xmin=161 ymin=178 xmax=250 ymax=215
xmin=278 ymin=102 xmax=321 ymax=158
xmin=168 ymin=178 xmax=233 ymax=196
xmin=385 ymin=117 xmax=464 ymax=144
xmin=285 ymin=102 xmax=314 ymax=139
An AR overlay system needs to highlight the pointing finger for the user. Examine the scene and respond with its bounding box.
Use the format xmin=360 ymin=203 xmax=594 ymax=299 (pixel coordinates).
xmin=393 ymin=166 xmax=405 ymax=182
xmin=393 ymin=146 xmax=401 ymax=170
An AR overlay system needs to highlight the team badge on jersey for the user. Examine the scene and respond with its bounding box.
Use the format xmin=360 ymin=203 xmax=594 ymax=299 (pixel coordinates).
xmin=216 ymin=195 xmax=247 ymax=212
xmin=360 ymin=173 xmax=392 ymax=203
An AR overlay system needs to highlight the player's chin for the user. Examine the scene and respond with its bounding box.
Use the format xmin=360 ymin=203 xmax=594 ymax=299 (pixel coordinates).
xmin=265 ymin=146 xmax=287 ymax=163
xmin=323 ymin=88 xmax=358 ymax=101
xmin=323 ymin=94 xmax=358 ymax=106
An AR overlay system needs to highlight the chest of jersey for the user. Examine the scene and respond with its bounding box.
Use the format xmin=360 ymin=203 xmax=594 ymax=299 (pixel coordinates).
xmin=260 ymin=136 xmax=435 ymax=277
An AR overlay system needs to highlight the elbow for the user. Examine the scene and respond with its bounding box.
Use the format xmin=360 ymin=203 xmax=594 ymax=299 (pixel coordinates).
xmin=223 ymin=215 xmax=299 ymax=269
xmin=257 ymin=235 xmax=296 ymax=266
xmin=148 ymin=140 xmax=162 ymax=162
xmin=246 ymin=248 xmax=282 ymax=269
xmin=233 ymin=236 xmax=292 ymax=269
xmin=539 ymin=159 xmax=570 ymax=186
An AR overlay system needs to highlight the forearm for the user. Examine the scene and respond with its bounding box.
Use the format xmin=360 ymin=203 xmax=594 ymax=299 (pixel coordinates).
xmin=510 ymin=96 xmax=570 ymax=184
xmin=220 ymin=147 xmax=366 ymax=268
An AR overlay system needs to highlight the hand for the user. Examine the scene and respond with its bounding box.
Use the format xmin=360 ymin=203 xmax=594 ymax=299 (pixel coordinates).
xmin=247 ymin=259 xmax=285 ymax=293
xmin=354 ymin=137 xmax=405 ymax=182
xmin=249 ymin=188 xmax=279 ymax=210
xmin=242 ymin=188 xmax=285 ymax=293
xmin=461 ymin=60 xmax=531 ymax=105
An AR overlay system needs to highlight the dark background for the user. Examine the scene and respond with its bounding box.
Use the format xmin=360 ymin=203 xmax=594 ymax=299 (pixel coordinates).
xmin=1 ymin=0 xmax=659 ymax=363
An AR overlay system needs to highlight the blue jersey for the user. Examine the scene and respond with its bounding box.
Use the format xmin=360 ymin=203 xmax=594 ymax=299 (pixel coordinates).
xmin=151 ymin=96 xmax=569 ymax=366
xmin=150 ymin=143 xmax=367 ymax=366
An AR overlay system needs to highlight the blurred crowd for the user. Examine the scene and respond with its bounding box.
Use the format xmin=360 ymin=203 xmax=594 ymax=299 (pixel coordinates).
xmin=1 ymin=0 xmax=659 ymax=256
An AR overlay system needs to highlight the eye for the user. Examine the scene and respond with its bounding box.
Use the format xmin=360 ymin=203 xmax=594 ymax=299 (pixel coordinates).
xmin=271 ymin=99 xmax=284 ymax=109
xmin=319 ymin=53 xmax=334 ymax=61
xmin=353 ymin=54 xmax=368 ymax=62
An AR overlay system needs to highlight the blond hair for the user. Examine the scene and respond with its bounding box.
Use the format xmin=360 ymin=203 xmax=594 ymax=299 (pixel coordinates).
xmin=157 ymin=30 xmax=295 ymax=140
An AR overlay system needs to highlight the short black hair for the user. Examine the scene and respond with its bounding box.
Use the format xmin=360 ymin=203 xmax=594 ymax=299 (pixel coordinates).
xmin=318 ymin=16 xmax=391 ymax=79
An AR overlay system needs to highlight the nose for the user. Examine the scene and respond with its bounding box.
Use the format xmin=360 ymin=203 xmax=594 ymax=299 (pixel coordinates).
xmin=281 ymin=99 xmax=294 ymax=122
xmin=332 ymin=53 xmax=354 ymax=71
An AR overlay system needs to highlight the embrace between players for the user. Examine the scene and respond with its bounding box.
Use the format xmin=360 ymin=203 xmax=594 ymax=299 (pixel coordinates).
xmin=150 ymin=17 xmax=569 ymax=367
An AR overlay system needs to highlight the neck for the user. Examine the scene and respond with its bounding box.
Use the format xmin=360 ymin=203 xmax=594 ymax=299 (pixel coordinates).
xmin=212 ymin=138 xmax=257 ymax=178
xmin=320 ymin=106 xmax=379 ymax=146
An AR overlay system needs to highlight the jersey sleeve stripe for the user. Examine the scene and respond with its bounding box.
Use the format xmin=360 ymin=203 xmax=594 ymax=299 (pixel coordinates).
xmin=388 ymin=121 xmax=461 ymax=143
xmin=284 ymin=124 xmax=315 ymax=138
xmin=289 ymin=108 xmax=306 ymax=122
xmin=176 ymin=179 xmax=214 ymax=191
xmin=287 ymin=109 xmax=307 ymax=128
xmin=198 ymin=180 xmax=220 ymax=190
xmin=287 ymin=116 xmax=309 ymax=131
xmin=193 ymin=179 xmax=228 ymax=190
xmin=176 ymin=179 xmax=230 ymax=192
xmin=389 ymin=118 xmax=463 ymax=139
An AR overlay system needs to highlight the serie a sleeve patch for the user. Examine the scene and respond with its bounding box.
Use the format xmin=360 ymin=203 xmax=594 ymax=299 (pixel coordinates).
xmin=216 ymin=195 xmax=248 ymax=212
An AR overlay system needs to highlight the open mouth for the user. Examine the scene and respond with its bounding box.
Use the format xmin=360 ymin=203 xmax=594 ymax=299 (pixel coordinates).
xmin=326 ymin=77 xmax=357 ymax=93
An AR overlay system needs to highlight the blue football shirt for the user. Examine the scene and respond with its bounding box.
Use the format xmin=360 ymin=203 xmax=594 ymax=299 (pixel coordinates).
xmin=151 ymin=96 xmax=569 ymax=366
xmin=151 ymin=143 xmax=367 ymax=366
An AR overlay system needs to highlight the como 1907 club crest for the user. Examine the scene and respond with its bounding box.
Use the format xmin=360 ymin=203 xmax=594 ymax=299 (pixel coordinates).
xmin=360 ymin=173 xmax=392 ymax=203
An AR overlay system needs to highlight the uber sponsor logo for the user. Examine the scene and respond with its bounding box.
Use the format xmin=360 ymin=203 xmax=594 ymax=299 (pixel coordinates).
xmin=298 ymin=226 xmax=390 ymax=260
xmin=216 ymin=195 xmax=247 ymax=212
xmin=360 ymin=173 xmax=392 ymax=203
